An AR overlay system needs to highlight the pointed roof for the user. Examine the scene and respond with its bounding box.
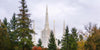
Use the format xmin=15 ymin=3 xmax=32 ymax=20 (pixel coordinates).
xmin=44 ymin=5 xmax=49 ymax=29
xmin=63 ymin=20 xmax=65 ymax=34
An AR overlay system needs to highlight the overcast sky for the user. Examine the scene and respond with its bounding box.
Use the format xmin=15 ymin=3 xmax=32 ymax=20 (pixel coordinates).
xmin=0 ymin=0 xmax=100 ymax=42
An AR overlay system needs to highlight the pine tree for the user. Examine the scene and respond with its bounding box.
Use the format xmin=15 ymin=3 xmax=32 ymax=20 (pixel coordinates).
xmin=16 ymin=0 xmax=34 ymax=50
xmin=79 ymin=35 xmax=83 ymax=41
xmin=70 ymin=28 xmax=78 ymax=50
xmin=10 ymin=13 xmax=17 ymax=31
xmin=48 ymin=31 xmax=57 ymax=50
xmin=9 ymin=13 xmax=18 ymax=50
xmin=71 ymin=28 xmax=78 ymax=41
xmin=58 ymin=39 xmax=61 ymax=46
xmin=3 ymin=18 xmax=7 ymax=26
xmin=0 ymin=22 xmax=11 ymax=50
xmin=3 ymin=18 xmax=11 ymax=33
xmin=37 ymin=39 xmax=42 ymax=47
xmin=61 ymin=26 xmax=69 ymax=50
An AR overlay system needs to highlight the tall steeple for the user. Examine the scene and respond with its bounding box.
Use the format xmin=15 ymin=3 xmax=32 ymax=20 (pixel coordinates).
xmin=45 ymin=5 xmax=49 ymax=29
xmin=33 ymin=21 xmax=36 ymax=45
xmin=53 ymin=20 xmax=58 ymax=48
xmin=63 ymin=20 xmax=65 ymax=35
xmin=53 ymin=20 xmax=55 ymax=36
xmin=41 ymin=5 xmax=51 ymax=48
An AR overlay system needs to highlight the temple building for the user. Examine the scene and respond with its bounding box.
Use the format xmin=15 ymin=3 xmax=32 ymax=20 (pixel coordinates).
xmin=33 ymin=5 xmax=65 ymax=48
xmin=41 ymin=5 xmax=51 ymax=48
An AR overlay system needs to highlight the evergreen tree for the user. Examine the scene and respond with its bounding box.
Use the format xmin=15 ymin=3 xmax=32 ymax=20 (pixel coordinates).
xmin=71 ymin=28 xmax=78 ymax=41
xmin=10 ymin=13 xmax=17 ymax=30
xmin=9 ymin=13 xmax=18 ymax=50
xmin=16 ymin=0 xmax=34 ymax=50
xmin=70 ymin=28 xmax=78 ymax=50
xmin=68 ymin=34 xmax=75 ymax=50
xmin=61 ymin=26 xmax=69 ymax=50
xmin=3 ymin=18 xmax=7 ymax=26
xmin=0 ymin=23 xmax=11 ymax=50
xmin=37 ymin=39 xmax=42 ymax=47
xmin=48 ymin=31 xmax=57 ymax=50
xmin=3 ymin=18 xmax=10 ymax=33
xmin=79 ymin=35 xmax=83 ymax=41
xmin=58 ymin=39 xmax=61 ymax=46
xmin=61 ymin=27 xmax=78 ymax=50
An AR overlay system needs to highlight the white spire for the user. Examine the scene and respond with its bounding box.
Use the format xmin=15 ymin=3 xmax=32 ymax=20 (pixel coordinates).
xmin=53 ymin=20 xmax=59 ymax=48
xmin=53 ymin=20 xmax=55 ymax=36
xmin=33 ymin=21 xmax=35 ymax=30
xmin=33 ymin=21 xmax=36 ymax=45
xmin=53 ymin=20 xmax=56 ymax=44
xmin=63 ymin=20 xmax=65 ymax=35
xmin=41 ymin=5 xmax=51 ymax=48
xmin=45 ymin=5 xmax=49 ymax=29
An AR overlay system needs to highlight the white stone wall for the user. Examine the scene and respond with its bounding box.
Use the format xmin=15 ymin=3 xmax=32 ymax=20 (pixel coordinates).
xmin=41 ymin=29 xmax=50 ymax=48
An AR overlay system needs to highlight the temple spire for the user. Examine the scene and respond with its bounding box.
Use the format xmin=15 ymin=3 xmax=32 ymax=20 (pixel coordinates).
xmin=33 ymin=21 xmax=36 ymax=45
xmin=53 ymin=20 xmax=58 ymax=47
xmin=63 ymin=20 xmax=65 ymax=35
xmin=53 ymin=20 xmax=55 ymax=37
xmin=45 ymin=5 xmax=49 ymax=29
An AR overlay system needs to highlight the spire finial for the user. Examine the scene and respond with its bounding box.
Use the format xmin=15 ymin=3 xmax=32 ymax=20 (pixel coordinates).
xmin=63 ymin=20 xmax=65 ymax=34
xmin=53 ymin=19 xmax=55 ymax=35
xmin=45 ymin=5 xmax=49 ymax=29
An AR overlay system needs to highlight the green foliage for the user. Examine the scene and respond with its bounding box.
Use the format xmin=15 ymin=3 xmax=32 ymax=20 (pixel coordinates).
xmin=3 ymin=18 xmax=7 ymax=26
xmin=14 ymin=0 xmax=34 ymax=50
xmin=61 ymin=26 xmax=78 ymax=50
xmin=0 ymin=23 xmax=11 ymax=50
xmin=71 ymin=28 xmax=78 ymax=41
xmin=61 ymin=26 xmax=69 ymax=50
xmin=37 ymin=39 xmax=42 ymax=47
xmin=10 ymin=13 xmax=17 ymax=30
xmin=85 ymin=25 xmax=100 ymax=50
xmin=70 ymin=28 xmax=78 ymax=50
xmin=58 ymin=39 xmax=61 ymax=46
xmin=9 ymin=13 xmax=19 ymax=50
xmin=79 ymin=35 xmax=83 ymax=41
xmin=3 ymin=18 xmax=11 ymax=33
xmin=48 ymin=31 xmax=57 ymax=50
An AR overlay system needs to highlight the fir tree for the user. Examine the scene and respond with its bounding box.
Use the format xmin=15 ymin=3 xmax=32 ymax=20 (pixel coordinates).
xmin=0 ymin=23 xmax=11 ymax=50
xmin=71 ymin=28 xmax=78 ymax=41
xmin=10 ymin=13 xmax=17 ymax=30
xmin=9 ymin=13 xmax=18 ymax=50
xmin=61 ymin=26 xmax=69 ymax=50
xmin=3 ymin=18 xmax=7 ymax=26
xmin=16 ymin=0 xmax=34 ymax=50
xmin=37 ymin=39 xmax=42 ymax=47
xmin=79 ymin=35 xmax=83 ymax=41
xmin=48 ymin=31 xmax=57 ymax=50
xmin=70 ymin=28 xmax=78 ymax=50
xmin=3 ymin=18 xmax=11 ymax=33
xmin=58 ymin=39 xmax=61 ymax=46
